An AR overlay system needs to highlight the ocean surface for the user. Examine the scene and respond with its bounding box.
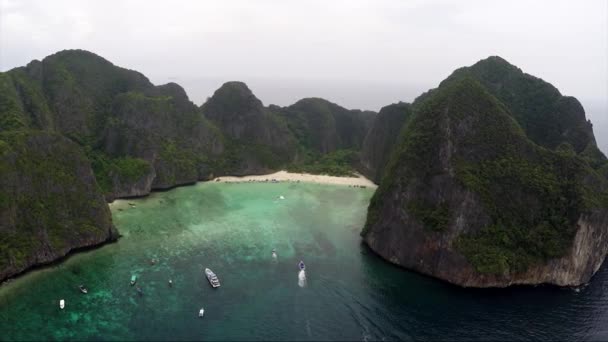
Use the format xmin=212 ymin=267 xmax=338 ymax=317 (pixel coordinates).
xmin=1 ymin=182 xmax=608 ymax=341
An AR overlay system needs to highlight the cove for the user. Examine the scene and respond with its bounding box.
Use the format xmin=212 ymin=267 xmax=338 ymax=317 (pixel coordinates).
xmin=1 ymin=182 xmax=608 ymax=341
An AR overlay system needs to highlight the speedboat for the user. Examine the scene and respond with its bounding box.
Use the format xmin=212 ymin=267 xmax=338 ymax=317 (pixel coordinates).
xmin=298 ymin=260 xmax=305 ymax=271
xmin=79 ymin=285 xmax=88 ymax=294
xmin=130 ymin=275 xmax=137 ymax=286
xmin=199 ymin=308 xmax=205 ymax=317
xmin=59 ymin=299 xmax=65 ymax=310
xmin=204 ymin=268 xmax=221 ymax=288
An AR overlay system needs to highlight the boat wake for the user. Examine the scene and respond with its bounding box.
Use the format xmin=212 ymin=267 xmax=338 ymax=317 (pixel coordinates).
xmin=298 ymin=270 xmax=306 ymax=287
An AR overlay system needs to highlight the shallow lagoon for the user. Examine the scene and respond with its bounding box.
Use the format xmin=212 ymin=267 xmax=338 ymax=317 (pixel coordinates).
xmin=1 ymin=182 xmax=608 ymax=341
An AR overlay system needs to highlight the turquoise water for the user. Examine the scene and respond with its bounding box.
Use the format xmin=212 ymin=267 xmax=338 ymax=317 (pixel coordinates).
xmin=2 ymin=182 xmax=608 ymax=341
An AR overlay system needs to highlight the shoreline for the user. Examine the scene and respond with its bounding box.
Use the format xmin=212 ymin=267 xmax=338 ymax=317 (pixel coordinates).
xmin=211 ymin=170 xmax=377 ymax=188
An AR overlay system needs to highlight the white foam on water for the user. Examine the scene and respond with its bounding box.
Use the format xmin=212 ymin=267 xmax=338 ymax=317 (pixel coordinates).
xmin=298 ymin=270 xmax=306 ymax=287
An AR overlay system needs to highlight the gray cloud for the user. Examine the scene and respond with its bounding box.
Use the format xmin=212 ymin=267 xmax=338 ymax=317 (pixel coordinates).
xmin=1 ymin=0 xmax=606 ymax=150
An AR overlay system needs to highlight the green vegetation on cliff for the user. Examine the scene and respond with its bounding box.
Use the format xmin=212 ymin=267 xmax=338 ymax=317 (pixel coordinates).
xmin=0 ymin=130 xmax=115 ymax=278
xmin=287 ymin=149 xmax=358 ymax=177
xmin=453 ymin=153 xmax=593 ymax=274
xmin=88 ymin=150 xmax=152 ymax=194
xmin=406 ymin=200 xmax=450 ymax=232
xmin=364 ymin=76 xmax=608 ymax=279
xmin=0 ymin=73 xmax=28 ymax=131
xmin=442 ymin=56 xmax=602 ymax=160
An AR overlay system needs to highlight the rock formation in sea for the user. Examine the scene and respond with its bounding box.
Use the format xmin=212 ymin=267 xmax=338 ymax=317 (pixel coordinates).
xmin=362 ymin=57 xmax=608 ymax=287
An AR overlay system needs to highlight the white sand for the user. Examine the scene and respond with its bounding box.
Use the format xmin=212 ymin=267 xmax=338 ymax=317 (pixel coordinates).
xmin=212 ymin=170 xmax=377 ymax=188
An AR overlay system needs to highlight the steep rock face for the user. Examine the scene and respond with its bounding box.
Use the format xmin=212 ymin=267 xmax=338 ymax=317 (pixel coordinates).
xmin=363 ymin=77 xmax=608 ymax=287
xmin=99 ymin=89 xmax=222 ymax=192
xmin=1 ymin=50 xmax=225 ymax=200
xmin=360 ymin=102 xmax=412 ymax=182
xmin=201 ymin=82 xmax=297 ymax=175
xmin=0 ymin=131 xmax=117 ymax=281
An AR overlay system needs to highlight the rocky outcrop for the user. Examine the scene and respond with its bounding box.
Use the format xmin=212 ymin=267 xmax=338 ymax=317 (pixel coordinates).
xmin=0 ymin=131 xmax=117 ymax=282
xmin=363 ymin=76 xmax=608 ymax=287
xmin=360 ymin=102 xmax=412 ymax=182
xmin=201 ymin=82 xmax=297 ymax=175
xmin=103 ymin=165 xmax=156 ymax=202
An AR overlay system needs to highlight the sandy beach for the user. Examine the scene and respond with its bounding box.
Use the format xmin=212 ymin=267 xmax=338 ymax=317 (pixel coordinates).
xmin=212 ymin=170 xmax=377 ymax=188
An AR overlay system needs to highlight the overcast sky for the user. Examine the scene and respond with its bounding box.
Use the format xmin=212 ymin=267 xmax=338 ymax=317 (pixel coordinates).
xmin=1 ymin=0 xmax=607 ymax=149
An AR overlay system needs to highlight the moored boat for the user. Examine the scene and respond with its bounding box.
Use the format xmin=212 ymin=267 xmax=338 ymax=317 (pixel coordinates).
xmin=199 ymin=308 xmax=205 ymax=317
xmin=59 ymin=299 xmax=65 ymax=309
xmin=131 ymin=275 xmax=137 ymax=286
xmin=79 ymin=285 xmax=88 ymax=294
xmin=204 ymin=268 xmax=221 ymax=288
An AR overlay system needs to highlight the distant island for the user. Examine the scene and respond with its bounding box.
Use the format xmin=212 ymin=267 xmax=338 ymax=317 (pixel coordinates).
xmin=1 ymin=50 xmax=606 ymax=287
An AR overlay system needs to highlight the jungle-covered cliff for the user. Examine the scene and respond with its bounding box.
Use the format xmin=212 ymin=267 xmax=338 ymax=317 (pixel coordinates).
xmin=0 ymin=130 xmax=117 ymax=281
xmin=362 ymin=58 xmax=608 ymax=287
xmin=360 ymin=102 xmax=412 ymax=182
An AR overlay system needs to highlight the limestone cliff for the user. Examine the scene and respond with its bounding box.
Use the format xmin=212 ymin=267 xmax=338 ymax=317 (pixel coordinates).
xmin=363 ymin=77 xmax=608 ymax=287
xmin=0 ymin=50 xmax=225 ymax=200
xmin=201 ymin=82 xmax=297 ymax=175
xmin=0 ymin=131 xmax=117 ymax=281
xmin=360 ymin=102 xmax=412 ymax=182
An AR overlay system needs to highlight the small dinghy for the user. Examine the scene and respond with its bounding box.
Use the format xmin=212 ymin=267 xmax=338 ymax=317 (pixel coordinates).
xmin=130 ymin=275 xmax=137 ymax=286
xmin=272 ymin=249 xmax=277 ymax=259
xmin=59 ymin=299 xmax=65 ymax=310
xmin=199 ymin=308 xmax=205 ymax=317
xmin=79 ymin=285 xmax=88 ymax=294
xmin=298 ymin=260 xmax=305 ymax=271
xmin=168 ymin=279 xmax=173 ymax=287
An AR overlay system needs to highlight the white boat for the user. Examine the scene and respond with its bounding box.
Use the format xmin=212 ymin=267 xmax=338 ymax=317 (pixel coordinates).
xmin=204 ymin=268 xmax=221 ymax=288
xmin=199 ymin=308 xmax=205 ymax=317
xmin=59 ymin=299 xmax=65 ymax=309
xmin=272 ymin=249 xmax=277 ymax=258
xmin=79 ymin=285 xmax=88 ymax=294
